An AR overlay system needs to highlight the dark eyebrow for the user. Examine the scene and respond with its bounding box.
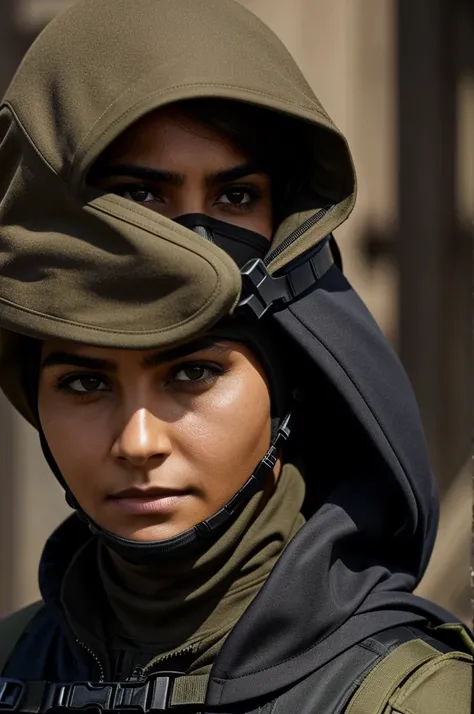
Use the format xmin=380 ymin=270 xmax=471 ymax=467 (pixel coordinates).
xmin=205 ymin=162 xmax=264 ymax=187
xmin=41 ymin=340 xmax=228 ymax=372
xmin=41 ymin=352 xmax=117 ymax=371
xmin=142 ymin=338 xmax=228 ymax=367
xmin=92 ymin=164 xmax=185 ymax=186
xmin=92 ymin=162 xmax=264 ymax=188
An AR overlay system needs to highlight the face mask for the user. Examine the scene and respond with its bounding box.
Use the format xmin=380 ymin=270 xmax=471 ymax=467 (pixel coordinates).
xmin=174 ymin=213 xmax=270 ymax=267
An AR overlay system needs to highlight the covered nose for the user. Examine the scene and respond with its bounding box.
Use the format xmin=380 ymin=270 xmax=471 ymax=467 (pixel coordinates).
xmin=174 ymin=213 xmax=270 ymax=267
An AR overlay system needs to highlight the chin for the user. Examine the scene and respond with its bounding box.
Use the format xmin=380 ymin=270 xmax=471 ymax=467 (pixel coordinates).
xmin=110 ymin=522 xmax=190 ymax=542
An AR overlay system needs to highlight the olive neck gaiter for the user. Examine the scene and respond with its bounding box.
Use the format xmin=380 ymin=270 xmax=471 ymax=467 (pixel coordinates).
xmin=97 ymin=463 xmax=305 ymax=673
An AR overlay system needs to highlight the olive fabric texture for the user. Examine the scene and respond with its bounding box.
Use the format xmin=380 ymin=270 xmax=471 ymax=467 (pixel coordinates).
xmin=0 ymin=0 xmax=355 ymax=426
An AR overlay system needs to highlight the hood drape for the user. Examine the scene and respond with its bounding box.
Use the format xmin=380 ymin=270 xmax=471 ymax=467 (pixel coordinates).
xmin=0 ymin=0 xmax=453 ymax=706
xmin=0 ymin=0 xmax=354 ymax=425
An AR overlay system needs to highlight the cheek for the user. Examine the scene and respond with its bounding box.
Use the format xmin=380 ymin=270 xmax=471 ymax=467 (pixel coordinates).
xmin=177 ymin=369 xmax=272 ymax=488
xmin=243 ymin=198 xmax=274 ymax=240
xmin=253 ymin=203 xmax=274 ymax=241
xmin=38 ymin=397 xmax=109 ymax=498
xmin=250 ymin=213 xmax=273 ymax=241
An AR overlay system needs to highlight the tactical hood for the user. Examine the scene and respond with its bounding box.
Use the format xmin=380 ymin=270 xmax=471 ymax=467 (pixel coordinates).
xmin=0 ymin=0 xmax=355 ymax=426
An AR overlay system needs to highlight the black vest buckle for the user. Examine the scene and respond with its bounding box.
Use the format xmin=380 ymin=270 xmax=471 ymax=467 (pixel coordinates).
xmin=0 ymin=679 xmax=24 ymax=711
xmin=0 ymin=675 xmax=174 ymax=712
xmin=238 ymin=235 xmax=334 ymax=319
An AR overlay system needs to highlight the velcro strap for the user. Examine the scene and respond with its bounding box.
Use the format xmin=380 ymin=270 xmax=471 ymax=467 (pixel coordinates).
xmin=345 ymin=639 xmax=439 ymax=714
xmin=0 ymin=673 xmax=209 ymax=712
xmin=170 ymin=673 xmax=209 ymax=707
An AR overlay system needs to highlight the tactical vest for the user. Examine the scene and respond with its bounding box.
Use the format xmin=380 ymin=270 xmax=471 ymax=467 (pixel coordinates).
xmin=0 ymin=602 xmax=472 ymax=713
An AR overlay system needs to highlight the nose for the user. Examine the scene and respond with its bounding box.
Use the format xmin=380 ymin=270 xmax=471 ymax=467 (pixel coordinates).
xmin=111 ymin=407 xmax=172 ymax=467
xmin=171 ymin=187 xmax=206 ymax=218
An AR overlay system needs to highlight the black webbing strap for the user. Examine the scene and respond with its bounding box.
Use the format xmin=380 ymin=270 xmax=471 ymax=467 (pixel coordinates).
xmin=238 ymin=236 xmax=334 ymax=319
xmin=0 ymin=672 xmax=209 ymax=712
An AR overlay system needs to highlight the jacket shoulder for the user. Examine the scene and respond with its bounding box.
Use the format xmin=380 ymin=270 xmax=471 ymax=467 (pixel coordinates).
xmin=0 ymin=601 xmax=44 ymax=673
xmin=345 ymin=628 xmax=473 ymax=714
xmin=388 ymin=652 xmax=472 ymax=714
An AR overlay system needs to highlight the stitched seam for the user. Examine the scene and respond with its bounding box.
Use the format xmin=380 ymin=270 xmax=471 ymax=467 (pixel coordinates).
xmin=1 ymin=196 xmax=238 ymax=333
xmin=358 ymin=639 xmax=388 ymax=657
xmin=392 ymin=654 xmax=471 ymax=704
xmin=212 ymin=636 xmax=368 ymax=684
xmin=72 ymin=82 xmax=329 ymax=176
xmin=0 ymin=286 xmax=224 ymax=335
xmin=2 ymin=101 xmax=62 ymax=180
xmin=88 ymin=197 xmax=238 ymax=315
xmin=89 ymin=194 xmax=230 ymax=258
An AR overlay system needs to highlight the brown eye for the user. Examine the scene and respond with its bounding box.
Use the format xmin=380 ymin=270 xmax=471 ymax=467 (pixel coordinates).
xmin=217 ymin=190 xmax=251 ymax=205
xmin=65 ymin=376 xmax=108 ymax=393
xmin=171 ymin=362 xmax=222 ymax=387
xmin=174 ymin=366 xmax=208 ymax=382
xmin=122 ymin=187 xmax=156 ymax=203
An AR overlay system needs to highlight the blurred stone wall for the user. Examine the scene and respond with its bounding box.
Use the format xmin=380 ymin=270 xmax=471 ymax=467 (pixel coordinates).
xmin=239 ymin=0 xmax=472 ymax=624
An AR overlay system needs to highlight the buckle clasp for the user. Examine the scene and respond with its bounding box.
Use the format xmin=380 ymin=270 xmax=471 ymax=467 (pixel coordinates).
xmin=238 ymin=259 xmax=291 ymax=319
xmin=0 ymin=679 xmax=24 ymax=711
xmin=238 ymin=236 xmax=334 ymax=319
xmin=46 ymin=676 xmax=174 ymax=712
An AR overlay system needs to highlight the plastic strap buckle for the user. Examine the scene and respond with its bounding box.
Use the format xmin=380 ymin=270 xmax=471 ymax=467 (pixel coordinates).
xmin=47 ymin=676 xmax=175 ymax=711
xmin=238 ymin=237 xmax=334 ymax=319
xmin=0 ymin=675 xmax=177 ymax=712
xmin=0 ymin=679 xmax=25 ymax=711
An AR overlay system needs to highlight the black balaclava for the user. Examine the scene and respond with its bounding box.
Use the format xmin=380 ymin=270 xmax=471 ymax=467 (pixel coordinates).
xmin=30 ymin=216 xmax=299 ymax=565
xmin=174 ymin=214 xmax=270 ymax=269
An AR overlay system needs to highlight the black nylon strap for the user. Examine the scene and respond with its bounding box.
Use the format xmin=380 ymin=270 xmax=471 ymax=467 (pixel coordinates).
xmin=0 ymin=673 xmax=208 ymax=712
xmin=238 ymin=237 xmax=334 ymax=319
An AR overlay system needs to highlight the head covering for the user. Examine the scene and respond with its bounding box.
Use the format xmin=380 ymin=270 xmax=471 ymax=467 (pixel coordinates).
xmin=0 ymin=0 xmax=452 ymax=706
xmin=19 ymin=311 xmax=296 ymax=564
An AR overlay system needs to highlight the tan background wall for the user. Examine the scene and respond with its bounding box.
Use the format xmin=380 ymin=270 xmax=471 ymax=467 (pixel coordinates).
xmin=1 ymin=0 xmax=472 ymax=625
xmin=237 ymin=0 xmax=473 ymax=625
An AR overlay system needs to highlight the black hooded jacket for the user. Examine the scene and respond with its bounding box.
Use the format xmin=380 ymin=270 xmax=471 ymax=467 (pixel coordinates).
xmin=4 ymin=273 xmax=472 ymax=711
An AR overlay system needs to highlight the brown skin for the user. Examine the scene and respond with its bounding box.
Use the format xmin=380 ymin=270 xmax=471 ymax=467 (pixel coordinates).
xmin=38 ymin=106 xmax=276 ymax=542
xmin=92 ymin=105 xmax=274 ymax=239
xmin=38 ymin=339 xmax=278 ymax=542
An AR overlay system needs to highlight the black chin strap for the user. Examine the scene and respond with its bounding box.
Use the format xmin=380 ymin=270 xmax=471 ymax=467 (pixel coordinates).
xmin=40 ymin=413 xmax=293 ymax=565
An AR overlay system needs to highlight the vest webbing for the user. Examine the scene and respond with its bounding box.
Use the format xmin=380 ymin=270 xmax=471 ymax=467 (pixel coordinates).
xmin=345 ymin=639 xmax=440 ymax=714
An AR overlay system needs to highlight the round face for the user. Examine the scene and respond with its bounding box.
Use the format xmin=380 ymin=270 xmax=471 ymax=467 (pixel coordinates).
xmin=91 ymin=106 xmax=274 ymax=239
xmin=38 ymin=339 xmax=277 ymax=542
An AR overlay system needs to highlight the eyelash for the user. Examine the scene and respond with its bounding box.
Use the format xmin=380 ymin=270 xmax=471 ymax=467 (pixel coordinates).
xmin=217 ymin=184 xmax=263 ymax=211
xmin=111 ymin=182 xmax=262 ymax=210
xmin=54 ymin=361 xmax=224 ymax=398
xmin=55 ymin=372 xmax=110 ymax=397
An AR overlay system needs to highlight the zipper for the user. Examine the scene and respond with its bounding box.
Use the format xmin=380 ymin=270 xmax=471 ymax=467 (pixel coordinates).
xmin=127 ymin=645 xmax=196 ymax=682
xmin=128 ymin=665 xmax=147 ymax=683
xmin=75 ymin=638 xmax=106 ymax=682
xmin=75 ymin=639 xmax=195 ymax=683
xmin=264 ymin=204 xmax=334 ymax=266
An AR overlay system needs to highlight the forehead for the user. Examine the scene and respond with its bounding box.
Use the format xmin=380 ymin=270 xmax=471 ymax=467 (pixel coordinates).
xmin=40 ymin=337 xmax=235 ymax=370
xmin=99 ymin=106 xmax=248 ymax=166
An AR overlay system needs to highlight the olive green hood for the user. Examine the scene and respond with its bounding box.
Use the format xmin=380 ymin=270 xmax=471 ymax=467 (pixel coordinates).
xmin=0 ymin=0 xmax=355 ymax=424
